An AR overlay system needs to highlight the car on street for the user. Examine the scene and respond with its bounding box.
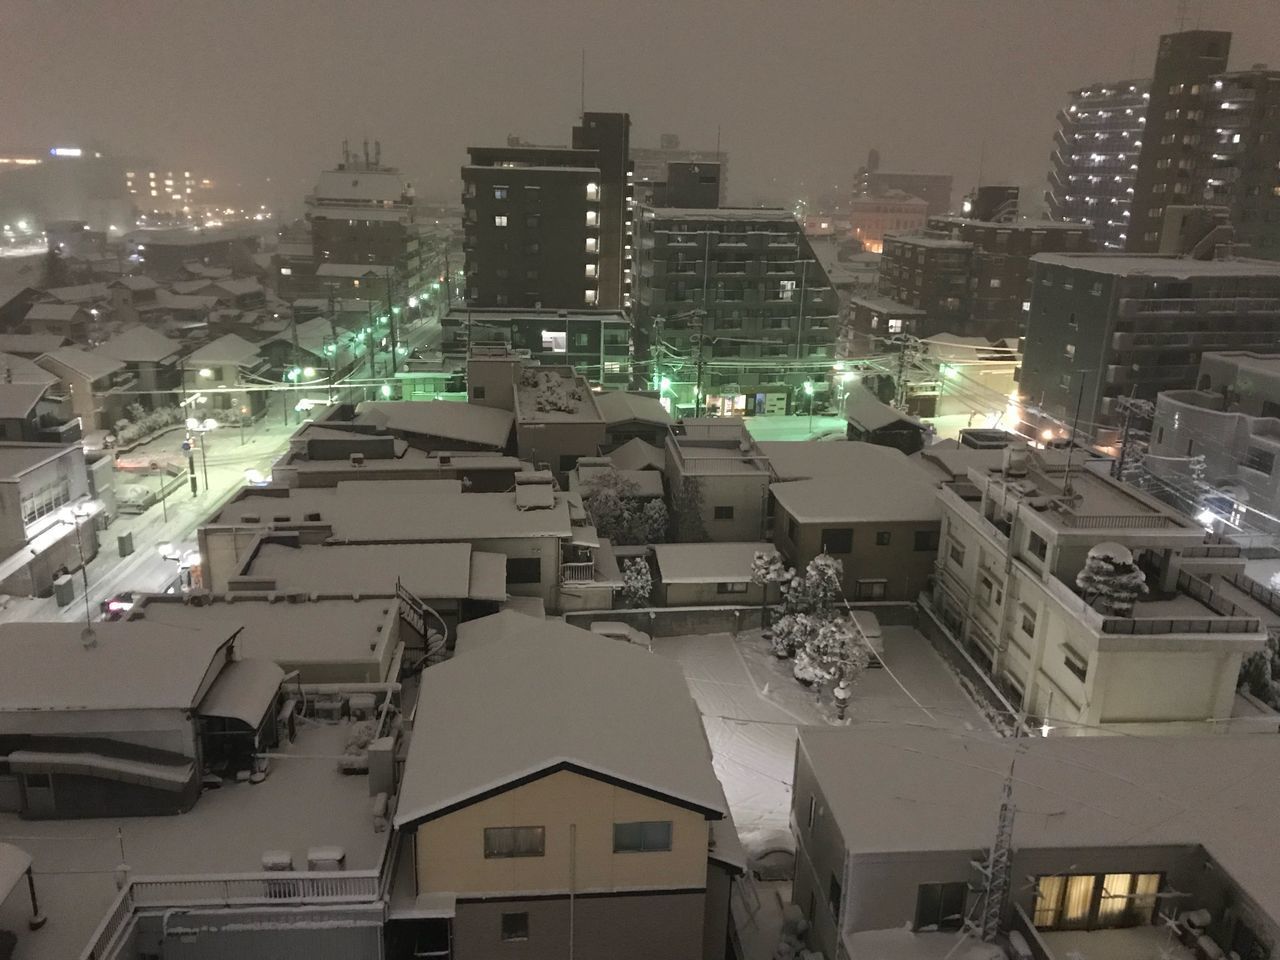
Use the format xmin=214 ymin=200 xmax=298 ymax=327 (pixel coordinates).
xmin=849 ymin=610 xmax=884 ymax=667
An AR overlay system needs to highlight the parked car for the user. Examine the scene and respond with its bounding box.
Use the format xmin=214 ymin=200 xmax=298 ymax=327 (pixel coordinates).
xmin=849 ymin=610 xmax=884 ymax=667
xmin=588 ymin=621 xmax=652 ymax=651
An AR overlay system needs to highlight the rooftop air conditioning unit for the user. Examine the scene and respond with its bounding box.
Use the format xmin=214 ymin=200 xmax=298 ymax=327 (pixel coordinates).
xmin=439 ymin=455 xmax=451 ymax=465
xmin=349 ymin=452 xmax=365 ymax=467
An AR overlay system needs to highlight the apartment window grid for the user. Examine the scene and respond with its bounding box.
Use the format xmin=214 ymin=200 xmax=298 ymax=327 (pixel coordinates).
xmin=483 ymin=826 xmax=545 ymax=858
xmin=613 ymin=820 xmax=673 ymax=853
xmin=21 ymin=477 xmax=72 ymax=526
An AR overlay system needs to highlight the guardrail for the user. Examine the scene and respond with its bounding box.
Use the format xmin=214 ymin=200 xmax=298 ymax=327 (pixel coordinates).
xmin=80 ymin=885 xmax=136 ymax=960
xmin=1058 ymin=513 xmax=1183 ymax=529
xmin=560 ymin=561 xmax=595 ymax=584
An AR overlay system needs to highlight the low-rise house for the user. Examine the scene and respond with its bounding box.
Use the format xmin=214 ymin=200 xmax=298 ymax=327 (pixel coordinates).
xmin=0 ymin=353 xmax=76 ymax=443
xmin=94 ymin=325 xmax=182 ymax=410
xmin=0 ymin=621 xmax=283 ymax=819
xmin=202 ymin=475 xmax=619 ymax=612
xmin=106 ymin=275 xmax=160 ymax=324
xmin=595 ymin=389 xmax=673 ymax=449
xmin=0 ymin=334 xmax=69 ymax=358
xmin=389 ymin=618 xmax=743 ymax=960
xmin=568 ymin=456 xmax=664 ymax=499
xmin=0 ymin=442 xmax=99 ymax=597
xmin=793 ymin=725 xmax=1280 ymax=960
xmin=654 ymin=541 xmax=778 ymax=606
xmin=843 ymin=383 xmax=927 ymax=454
xmin=665 ymin=417 xmax=771 ymax=541
xmin=340 ymin=399 xmax=514 ymax=454
xmin=314 ymin=262 xmax=394 ymax=300
xmin=35 ymin=345 xmax=133 ymax=429
xmin=183 ymin=332 xmax=269 ymax=415
xmin=20 ymin=302 xmax=94 ymax=341
xmin=935 ymin=447 xmax=1267 ymax=734
xmin=130 ymin=592 xmax=412 ymax=684
xmin=512 ymin=365 xmax=607 ymax=483
xmin=766 ymin=440 xmax=942 ymax=601
xmin=609 ymin=435 xmax=666 ymax=472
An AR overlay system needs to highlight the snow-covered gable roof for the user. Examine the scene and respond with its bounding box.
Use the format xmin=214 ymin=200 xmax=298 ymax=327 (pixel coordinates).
xmin=395 ymin=617 xmax=730 ymax=827
xmin=768 ymin=442 xmax=941 ymax=524
xmin=110 ymin=275 xmax=158 ymax=292
xmin=608 ymin=436 xmax=665 ymax=472
xmin=594 ymin=390 xmax=673 ymax=428
xmin=843 ymin=385 xmax=923 ymax=433
xmin=654 ymin=542 xmax=773 ymax=584
xmin=0 ymin=383 xmax=50 ymax=419
xmin=0 ymin=334 xmax=69 ymax=356
xmin=24 ymin=302 xmax=86 ymax=322
xmin=353 ymin=400 xmax=513 ymax=450
xmin=95 ymin=326 xmax=181 ymax=364
xmin=0 ymin=621 xmax=233 ymax=713
xmin=39 ymin=282 xmax=109 ymax=304
xmin=315 ymin=262 xmax=393 ymax=278
xmin=38 ymin=346 xmax=125 ymax=381
xmin=0 ymin=352 xmax=58 ymax=387
xmin=197 ymin=658 xmax=284 ymax=727
xmin=185 ymin=333 xmax=261 ymax=366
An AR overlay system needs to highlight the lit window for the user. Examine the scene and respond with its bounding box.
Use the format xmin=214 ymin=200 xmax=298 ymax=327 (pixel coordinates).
xmin=586 ymin=182 xmax=600 ymax=201
xmin=493 ymin=186 xmax=508 ymax=200
xmin=585 ymin=263 xmax=598 ymax=278
xmin=494 ymin=215 xmax=508 ymax=227
xmin=586 ymin=210 xmax=599 ymax=227
xmin=584 ymin=289 xmax=598 ymax=305
xmin=541 ymin=330 xmax=567 ymax=352
xmin=585 ymin=237 xmax=598 ymax=253
xmin=279 ymin=267 xmax=292 ymax=276
xmin=887 ymin=317 xmax=903 ymax=333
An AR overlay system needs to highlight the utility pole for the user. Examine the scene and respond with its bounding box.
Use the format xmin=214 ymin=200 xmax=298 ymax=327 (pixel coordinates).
xmin=366 ymin=301 xmax=377 ymax=378
xmin=696 ymin=230 xmax=711 ymax=417
xmin=385 ymin=267 xmax=399 ymax=375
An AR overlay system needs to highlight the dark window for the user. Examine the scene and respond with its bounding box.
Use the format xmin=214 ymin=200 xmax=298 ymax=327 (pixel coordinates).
xmin=505 ymin=557 xmax=541 ymax=584
xmin=24 ymin=773 xmax=51 ymax=789
xmin=501 ymin=912 xmax=529 ymax=941
xmin=716 ymin=581 xmax=749 ymax=594
xmin=1028 ymin=531 xmax=1048 ymax=562
xmin=875 ymin=531 xmax=891 ymax=546
xmin=1064 ymin=648 xmax=1088 ymax=682
xmin=914 ymin=530 xmax=939 ymax=552
xmin=613 ymin=820 xmax=672 ymax=852
xmin=1244 ymin=447 xmax=1275 ymax=475
xmin=914 ymin=882 xmax=967 ymax=931
xmin=559 ymin=454 xmax=578 ymax=472
xmin=807 ymin=795 xmax=816 ymax=830
xmin=472 ymin=386 xmax=486 ymax=400
xmin=484 ymin=826 xmax=545 ymax=858
xmin=713 ymin=505 xmax=734 ymax=520
xmin=829 ymin=873 xmax=843 ymax=918
xmin=855 ymin=579 xmax=886 ymax=600
xmin=820 ymin=528 xmax=853 ymax=553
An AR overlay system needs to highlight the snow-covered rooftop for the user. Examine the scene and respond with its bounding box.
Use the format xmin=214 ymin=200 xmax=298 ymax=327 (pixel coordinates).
xmin=38 ymin=282 xmax=109 ymax=304
xmin=95 ymin=325 xmax=181 ymax=363
xmin=0 ymin=383 xmax=49 ymax=419
xmin=37 ymin=345 xmax=125 ymax=381
xmin=594 ymin=390 xmax=674 ymax=428
xmin=315 ymin=262 xmax=394 ymax=278
xmin=215 ymin=481 xmax=573 ymax=541
xmin=0 ymin=621 xmax=232 ymax=713
xmin=800 ymin=725 xmax=1280 ymax=926
xmin=396 ymin=616 xmax=731 ymax=827
xmin=1031 ymin=252 xmax=1280 ymax=278
xmin=768 ymin=442 xmax=942 ymax=524
xmin=654 ymin=542 xmax=773 ymax=584
xmin=0 ymin=352 xmax=57 ymax=386
xmin=0 ymin=722 xmax=388 ymax=960
xmin=843 ymin=386 xmax=924 ymax=432
xmin=131 ymin=596 xmax=398 ymax=683
xmin=353 ymin=400 xmax=514 ymax=449
xmin=185 ymin=332 xmax=262 ymax=366
xmin=608 ymin=436 xmax=665 ymax=472
xmin=237 ymin=540 xmax=508 ymax=602
xmin=0 ymin=442 xmax=77 ymax=479
xmin=650 ymin=207 xmax=798 ymax=223
xmin=0 ymin=333 xmax=68 ymax=356
xmin=514 ymin=368 xmax=604 ymax=423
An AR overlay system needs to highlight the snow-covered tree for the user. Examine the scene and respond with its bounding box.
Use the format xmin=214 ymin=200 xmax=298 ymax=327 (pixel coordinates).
xmin=669 ymin=476 xmax=708 ymax=542
xmin=638 ymin=498 xmax=669 ymax=544
xmin=793 ymin=617 xmax=870 ymax=687
xmin=582 ymin=470 xmax=668 ymax=546
xmin=620 ymin=557 xmax=653 ymax=608
xmin=770 ymin=612 xmax=816 ymax=659
xmin=752 ymin=549 xmax=793 ymax=628
xmin=768 ymin=552 xmax=843 ymax=657
xmin=1075 ymin=542 xmax=1148 ymax=616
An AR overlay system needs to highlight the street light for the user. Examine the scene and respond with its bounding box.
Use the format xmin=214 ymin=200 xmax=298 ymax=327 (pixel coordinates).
xmin=803 ymin=380 xmax=815 ymax=436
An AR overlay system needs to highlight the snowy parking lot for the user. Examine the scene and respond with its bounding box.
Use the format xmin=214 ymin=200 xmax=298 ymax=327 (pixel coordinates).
xmin=653 ymin=625 xmax=989 ymax=857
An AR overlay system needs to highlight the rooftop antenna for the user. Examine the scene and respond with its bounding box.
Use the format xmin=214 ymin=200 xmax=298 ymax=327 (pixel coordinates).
xmin=1176 ymin=0 xmax=1189 ymax=30
xmin=341 ymin=138 xmax=349 ymax=168
xmin=579 ymin=49 xmax=586 ymax=120
xmin=362 ymin=138 xmax=370 ymax=169
xmin=1061 ymin=368 xmax=1093 ymax=497
xmin=374 ymin=140 xmax=381 ymax=168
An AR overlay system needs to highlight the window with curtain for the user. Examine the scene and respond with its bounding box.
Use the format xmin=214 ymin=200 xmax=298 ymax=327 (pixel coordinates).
xmin=1034 ymin=872 xmax=1163 ymax=931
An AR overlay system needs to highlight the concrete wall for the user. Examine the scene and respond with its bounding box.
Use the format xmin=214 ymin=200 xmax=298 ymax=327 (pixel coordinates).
xmin=792 ymin=740 xmax=851 ymax=960
xmin=414 ymin=769 xmax=710 ymax=895
xmin=131 ymin=904 xmax=385 ymax=959
xmin=565 ymin=604 xmax=764 ymax=637
xmin=774 ymin=513 xmax=938 ymax=602
xmin=453 ymin=888 xmax=706 ymax=960
xmin=696 ymin=473 xmax=770 ymax=542
xmin=664 ymin=580 xmax=766 ymax=607
xmin=516 ymin=420 xmax=607 ymax=482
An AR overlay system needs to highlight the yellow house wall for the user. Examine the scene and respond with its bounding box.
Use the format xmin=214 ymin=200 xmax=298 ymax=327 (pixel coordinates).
xmin=414 ymin=768 xmax=711 ymax=896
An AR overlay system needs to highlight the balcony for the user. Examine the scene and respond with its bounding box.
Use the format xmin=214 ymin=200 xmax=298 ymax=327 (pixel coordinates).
xmin=561 ymin=560 xmax=595 ymax=584
xmin=1118 ymin=297 xmax=1280 ymax=318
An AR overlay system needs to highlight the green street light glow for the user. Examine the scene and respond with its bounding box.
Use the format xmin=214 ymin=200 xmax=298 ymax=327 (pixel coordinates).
xmin=302 ymin=366 xmax=315 ymax=378
xmin=803 ymin=381 xmax=814 ymax=395
xmin=380 ymin=384 xmax=392 ymax=397
xmin=659 ymin=376 xmax=672 ymax=393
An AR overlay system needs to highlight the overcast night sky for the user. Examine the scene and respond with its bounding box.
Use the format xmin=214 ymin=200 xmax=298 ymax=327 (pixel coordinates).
xmin=4 ymin=0 xmax=1280 ymax=214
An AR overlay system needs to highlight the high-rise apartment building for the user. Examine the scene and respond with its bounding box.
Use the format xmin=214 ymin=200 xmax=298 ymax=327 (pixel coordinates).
xmin=632 ymin=206 xmax=840 ymax=412
xmin=1128 ymin=31 xmax=1232 ymax=252
xmin=463 ymin=112 xmax=632 ymax=311
xmin=1045 ymin=79 xmax=1149 ymax=250
xmin=855 ymin=165 xmax=953 ymax=217
xmin=631 ymin=133 xmax=729 ymax=205
xmin=304 ymin=141 xmax=425 ymax=309
xmin=1019 ymin=252 xmax=1280 ymax=433
xmin=1203 ymin=66 xmax=1280 ymax=259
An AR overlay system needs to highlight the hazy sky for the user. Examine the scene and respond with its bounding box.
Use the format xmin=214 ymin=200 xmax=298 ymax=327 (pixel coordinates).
xmin=4 ymin=0 xmax=1279 ymax=215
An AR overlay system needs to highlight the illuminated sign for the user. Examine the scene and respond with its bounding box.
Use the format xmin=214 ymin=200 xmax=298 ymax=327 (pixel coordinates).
xmin=49 ymin=147 xmax=83 ymax=157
